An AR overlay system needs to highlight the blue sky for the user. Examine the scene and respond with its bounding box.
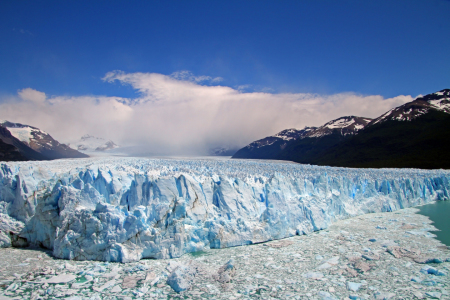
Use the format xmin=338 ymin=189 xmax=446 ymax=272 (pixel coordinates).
xmin=1 ymin=0 xmax=449 ymax=98
xmin=0 ymin=1 xmax=449 ymax=154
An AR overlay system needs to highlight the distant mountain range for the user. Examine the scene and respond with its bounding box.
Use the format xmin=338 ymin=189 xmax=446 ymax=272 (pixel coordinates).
xmin=69 ymin=134 xmax=119 ymax=152
xmin=208 ymin=146 xmax=240 ymax=156
xmin=233 ymin=89 xmax=450 ymax=169
xmin=0 ymin=121 xmax=88 ymax=161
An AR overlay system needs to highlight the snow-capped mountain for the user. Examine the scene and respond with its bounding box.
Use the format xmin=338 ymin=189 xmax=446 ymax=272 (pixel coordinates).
xmin=1 ymin=121 xmax=50 ymax=146
xmin=308 ymin=116 xmax=372 ymax=138
xmin=0 ymin=121 xmax=88 ymax=160
xmin=233 ymin=116 xmax=371 ymax=160
xmin=370 ymin=89 xmax=450 ymax=125
xmin=71 ymin=134 xmax=119 ymax=152
xmin=0 ymin=125 xmax=43 ymax=161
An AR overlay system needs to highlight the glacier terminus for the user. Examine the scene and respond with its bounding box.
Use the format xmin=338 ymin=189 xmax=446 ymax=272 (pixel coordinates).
xmin=0 ymin=157 xmax=449 ymax=263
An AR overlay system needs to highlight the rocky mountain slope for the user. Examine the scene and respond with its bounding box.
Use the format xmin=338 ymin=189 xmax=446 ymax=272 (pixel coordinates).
xmin=0 ymin=134 xmax=29 ymax=161
xmin=314 ymin=109 xmax=450 ymax=169
xmin=311 ymin=89 xmax=450 ymax=169
xmin=0 ymin=121 xmax=88 ymax=160
xmin=233 ymin=89 xmax=450 ymax=169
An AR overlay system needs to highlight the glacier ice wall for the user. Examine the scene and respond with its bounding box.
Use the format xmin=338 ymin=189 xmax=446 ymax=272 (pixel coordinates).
xmin=0 ymin=157 xmax=449 ymax=262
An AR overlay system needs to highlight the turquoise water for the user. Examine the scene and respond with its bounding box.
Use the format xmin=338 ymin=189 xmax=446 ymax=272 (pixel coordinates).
xmin=417 ymin=200 xmax=450 ymax=247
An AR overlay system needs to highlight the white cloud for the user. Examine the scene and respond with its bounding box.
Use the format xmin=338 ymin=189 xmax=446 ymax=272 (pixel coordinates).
xmin=0 ymin=71 xmax=413 ymax=155
xmin=18 ymin=88 xmax=46 ymax=104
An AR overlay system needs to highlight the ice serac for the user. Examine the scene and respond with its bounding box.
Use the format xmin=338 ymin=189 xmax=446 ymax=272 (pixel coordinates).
xmin=0 ymin=158 xmax=449 ymax=262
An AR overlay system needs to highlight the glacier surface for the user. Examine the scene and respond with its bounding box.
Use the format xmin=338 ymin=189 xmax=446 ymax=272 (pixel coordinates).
xmin=0 ymin=157 xmax=449 ymax=262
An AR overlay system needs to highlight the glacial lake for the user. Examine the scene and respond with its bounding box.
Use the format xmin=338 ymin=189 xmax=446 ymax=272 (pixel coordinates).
xmin=417 ymin=200 xmax=450 ymax=247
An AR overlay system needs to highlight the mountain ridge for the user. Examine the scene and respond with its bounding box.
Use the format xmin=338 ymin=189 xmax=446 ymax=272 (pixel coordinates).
xmin=233 ymin=89 xmax=450 ymax=169
xmin=369 ymin=89 xmax=450 ymax=126
xmin=232 ymin=115 xmax=371 ymax=160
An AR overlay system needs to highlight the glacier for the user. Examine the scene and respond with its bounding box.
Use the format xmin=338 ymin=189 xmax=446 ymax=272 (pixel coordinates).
xmin=0 ymin=157 xmax=449 ymax=263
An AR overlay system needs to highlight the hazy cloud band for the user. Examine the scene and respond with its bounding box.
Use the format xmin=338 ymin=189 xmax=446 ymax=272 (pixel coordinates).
xmin=0 ymin=71 xmax=412 ymax=155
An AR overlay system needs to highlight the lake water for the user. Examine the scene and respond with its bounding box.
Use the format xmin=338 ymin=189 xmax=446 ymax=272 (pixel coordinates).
xmin=417 ymin=200 xmax=450 ymax=246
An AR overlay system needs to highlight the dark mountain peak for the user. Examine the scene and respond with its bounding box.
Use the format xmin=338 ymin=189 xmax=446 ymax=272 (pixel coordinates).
xmin=369 ymin=89 xmax=450 ymax=126
xmin=415 ymin=89 xmax=450 ymax=102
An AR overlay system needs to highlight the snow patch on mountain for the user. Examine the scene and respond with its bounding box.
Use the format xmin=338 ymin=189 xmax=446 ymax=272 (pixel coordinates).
xmin=2 ymin=122 xmax=48 ymax=146
xmin=7 ymin=127 xmax=36 ymax=144
xmin=325 ymin=118 xmax=355 ymax=129
xmin=428 ymin=99 xmax=450 ymax=111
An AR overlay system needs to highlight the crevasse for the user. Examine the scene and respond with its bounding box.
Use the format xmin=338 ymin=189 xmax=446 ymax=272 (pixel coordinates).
xmin=0 ymin=157 xmax=448 ymax=262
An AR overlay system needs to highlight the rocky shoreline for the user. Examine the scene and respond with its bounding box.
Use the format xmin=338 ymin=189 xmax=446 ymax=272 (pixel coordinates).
xmin=0 ymin=207 xmax=449 ymax=299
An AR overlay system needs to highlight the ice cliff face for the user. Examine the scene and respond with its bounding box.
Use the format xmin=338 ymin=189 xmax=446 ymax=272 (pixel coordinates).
xmin=0 ymin=157 xmax=449 ymax=262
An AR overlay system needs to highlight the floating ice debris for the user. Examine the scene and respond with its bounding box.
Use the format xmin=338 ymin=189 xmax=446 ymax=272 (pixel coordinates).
xmin=425 ymin=291 xmax=442 ymax=299
xmin=1 ymin=205 xmax=449 ymax=299
xmin=42 ymin=274 xmax=77 ymax=284
xmin=362 ymin=254 xmax=379 ymax=261
xmin=346 ymin=281 xmax=362 ymax=292
xmin=302 ymin=272 xmax=324 ymax=279
xmin=167 ymin=264 xmax=197 ymax=293
xmin=373 ymin=291 xmax=396 ymax=299
xmin=93 ymin=279 xmax=116 ymax=292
